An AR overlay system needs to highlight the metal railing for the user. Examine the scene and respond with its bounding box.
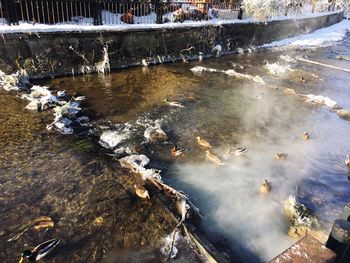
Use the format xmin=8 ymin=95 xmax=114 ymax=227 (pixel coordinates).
xmin=0 ymin=0 xmax=241 ymax=25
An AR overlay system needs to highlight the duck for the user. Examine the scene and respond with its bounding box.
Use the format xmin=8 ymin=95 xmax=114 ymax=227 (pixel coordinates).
xmin=225 ymin=147 xmax=247 ymax=157
xmin=134 ymin=185 xmax=150 ymax=199
xmin=19 ymin=239 xmax=60 ymax=262
xmin=274 ymin=153 xmax=288 ymax=160
xmin=171 ymin=145 xmax=188 ymax=157
xmin=163 ymin=99 xmax=184 ymax=108
xmin=302 ymin=132 xmax=310 ymax=141
xmin=196 ymin=136 xmax=212 ymax=148
xmin=233 ymin=147 xmax=247 ymax=156
xmin=175 ymin=198 xmax=188 ymax=226
xmin=260 ymin=180 xmax=272 ymax=193
xmin=345 ymin=154 xmax=350 ymax=167
xmin=205 ymin=150 xmax=224 ymax=166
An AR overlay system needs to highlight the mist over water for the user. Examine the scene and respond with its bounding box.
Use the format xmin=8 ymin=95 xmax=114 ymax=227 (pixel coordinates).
xmin=42 ymin=36 xmax=350 ymax=262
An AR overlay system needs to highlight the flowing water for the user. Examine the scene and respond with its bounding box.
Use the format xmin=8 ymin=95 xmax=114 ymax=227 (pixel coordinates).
xmin=2 ymin=34 xmax=350 ymax=262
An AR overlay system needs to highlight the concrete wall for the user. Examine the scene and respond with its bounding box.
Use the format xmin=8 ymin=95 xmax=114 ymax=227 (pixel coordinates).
xmin=0 ymin=12 xmax=344 ymax=79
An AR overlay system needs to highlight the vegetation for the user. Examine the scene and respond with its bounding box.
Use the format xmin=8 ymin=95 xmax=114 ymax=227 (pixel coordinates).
xmin=242 ymin=0 xmax=343 ymax=20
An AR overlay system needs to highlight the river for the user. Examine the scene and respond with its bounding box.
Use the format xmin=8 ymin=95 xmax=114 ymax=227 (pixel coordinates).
xmin=1 ymin=34 xmax=350 ymax=262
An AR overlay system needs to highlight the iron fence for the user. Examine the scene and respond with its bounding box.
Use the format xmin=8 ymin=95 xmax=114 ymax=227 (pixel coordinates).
xmin=0 ymin=0 xmax=241 ymax=26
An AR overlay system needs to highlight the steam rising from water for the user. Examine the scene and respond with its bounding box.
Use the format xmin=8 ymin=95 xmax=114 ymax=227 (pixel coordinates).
xmin=172 ymin=88 xmax=318 ymax=261
xmin=169 ymin=57 xmax=350 ymax=261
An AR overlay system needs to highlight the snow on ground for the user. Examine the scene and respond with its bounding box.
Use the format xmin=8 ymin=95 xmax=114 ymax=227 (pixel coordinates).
xmin=262 ymin=19 xmax=350 ymax=48
xmin=0 ymin=11 xmax=341 ymax=34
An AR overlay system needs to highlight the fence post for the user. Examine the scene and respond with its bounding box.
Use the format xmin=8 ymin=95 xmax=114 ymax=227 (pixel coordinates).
xmin=5 ymin=0 xmax=19 ymax=25
xmin=326 ymin=219 xmax=350 ymax=263
xmin=155 ymin=1 xmax=163 ymax=24
xmin=238 ymin=3 xmax=243 ymax=20
xmin=93 ymin=0 xmax=103 ymax=25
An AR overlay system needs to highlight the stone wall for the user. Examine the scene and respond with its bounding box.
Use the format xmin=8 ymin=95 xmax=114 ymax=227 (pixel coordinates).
xmin=0 ymin=12 xmax=344 ymax=79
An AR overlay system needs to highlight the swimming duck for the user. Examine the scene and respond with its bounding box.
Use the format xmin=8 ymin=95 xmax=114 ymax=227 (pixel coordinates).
xmin=163 ymin=99 xmax=184 ymax=108
xmin=302 ymin=132 xmax=309 ymax=141
xmin=196 ymin=136 xmax=212 ymax=148
xmin=134 ymin=185 xmax=150 ymax=199
xmin=171 ymin=145 xmax=188 ymax=157
xmin=233 ymin=147 xmax=247 ymax=156
xmin=260 ymin=180 xmax=272 ymax=193
xmin=275 ymin=153 xmax=288 ymax=160
xmin=345 ymin=154 xmax=350 ymax=167
xmin=19 ymin=238 xmax=60 ymax=262
xmin=337 ymin=109 xmax=350 ymax=120
xmin=225 ymin=147 xmax=247 ymax=157
xmin=205 ymin=150 xmax=224 ymax=166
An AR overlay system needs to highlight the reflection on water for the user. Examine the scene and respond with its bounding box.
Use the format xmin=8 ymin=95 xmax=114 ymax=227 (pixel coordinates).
xmin=44 ymin=67 xmax=201 ymax=123
xmin=2 ymin=36 xmax=350 ymax=262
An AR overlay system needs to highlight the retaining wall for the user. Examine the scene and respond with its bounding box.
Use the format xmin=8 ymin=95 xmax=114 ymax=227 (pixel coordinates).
xmin=0 ymin=12 xmax=344 ymax=79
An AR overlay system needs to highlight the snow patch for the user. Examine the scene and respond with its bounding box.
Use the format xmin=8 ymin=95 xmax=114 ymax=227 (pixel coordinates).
xmin=299 ymin=94 xmax=342 ymax=110
xmin=119 ymin=154 xmax=162 ymax=180
xmin=160 ymin=230 xmax=181 ymax=259
xmin=99 ymin=130 xmax=130 ymax=149
xmin=262 ymin=19 xmax=350 ymax=48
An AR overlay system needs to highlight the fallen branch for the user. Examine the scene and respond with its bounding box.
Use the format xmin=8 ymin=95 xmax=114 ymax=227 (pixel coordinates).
xmin=297 ymin=57 xmax=350 ymax=73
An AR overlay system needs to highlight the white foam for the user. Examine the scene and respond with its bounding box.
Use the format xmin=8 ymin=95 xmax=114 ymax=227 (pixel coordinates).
xmin=191 ymin=66 xmax=265 ymax=84
xmin=190 ymin=66 xmax=220 ymax=73
xmin=264 ymin=62 xmax=292 ymax=74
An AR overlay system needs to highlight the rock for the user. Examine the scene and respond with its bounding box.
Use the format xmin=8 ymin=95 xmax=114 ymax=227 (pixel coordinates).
xmin=144 ymin=127 xmax=168 ymax=143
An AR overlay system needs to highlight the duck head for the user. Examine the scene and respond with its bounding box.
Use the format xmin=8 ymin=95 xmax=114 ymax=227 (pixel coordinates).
xmin=19 ymin=250 xmax=33 ymax=262
xmin=196 ymin=136 xmax=201 ymax=140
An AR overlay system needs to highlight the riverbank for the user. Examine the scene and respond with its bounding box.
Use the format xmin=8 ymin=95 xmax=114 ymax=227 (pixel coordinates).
xmin=0 ymin=11 xmax=344 ymax=79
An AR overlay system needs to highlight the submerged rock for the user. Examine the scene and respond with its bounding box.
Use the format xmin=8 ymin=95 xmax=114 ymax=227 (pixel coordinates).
xmin=144 ymin=127 xmax=168 ymax=143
